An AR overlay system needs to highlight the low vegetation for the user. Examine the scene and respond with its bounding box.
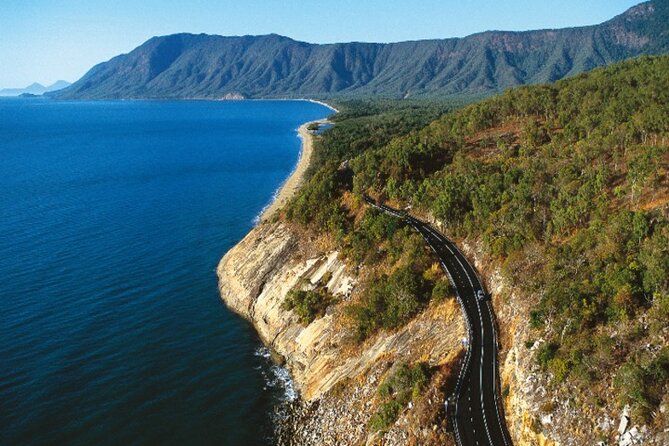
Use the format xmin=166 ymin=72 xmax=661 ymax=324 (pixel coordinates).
xmin=369 ymin=362 xmax=431 ymax=431
xmin=342 ymin=208 xmax=454 ymax=340
xmin=282 ymin=286 xmax=334 ymax=324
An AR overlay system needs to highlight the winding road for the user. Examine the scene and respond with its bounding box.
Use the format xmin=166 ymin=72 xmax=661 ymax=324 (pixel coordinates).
xmin=365 ymin=197 xmax=513 ymax=446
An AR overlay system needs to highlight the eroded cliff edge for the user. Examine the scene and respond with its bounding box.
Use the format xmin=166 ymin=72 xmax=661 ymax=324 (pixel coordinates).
xmin=217 ymin=221 xmax=466 ymax=445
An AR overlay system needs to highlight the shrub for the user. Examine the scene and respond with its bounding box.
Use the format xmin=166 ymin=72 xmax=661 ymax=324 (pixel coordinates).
xmin=369 ymin=400 xmax=403 ymax=431
xmin=282 ymin=287 xmax=333 ymax=324
xmin=431 ymin=278 xmax=452 ymax=301
xmin=548 ymin=358 xmax=570 ymax=383
xmin=320 ymin=271 xmax=333 ymax=286
xmin=347 ymin=265 xmax=432 ymax=340
xmin=370 ymin=362 xmax=431 ymax=431
xmin=614 ymin=348 xmax=669 ymax=422
xmin=378 ymin=362 xmax=430 ymax=400
xmin=536 ymin=342 xmax=559 ymax=368
xmin=529 ymin=310 xmax=544 ymax=329
xmin=648 ymin=294 xmax=669 ymax=335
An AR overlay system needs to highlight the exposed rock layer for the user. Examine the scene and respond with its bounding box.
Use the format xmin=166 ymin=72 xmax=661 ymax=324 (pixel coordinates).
xmin=217 ymin=221 xmax=466 ymax=444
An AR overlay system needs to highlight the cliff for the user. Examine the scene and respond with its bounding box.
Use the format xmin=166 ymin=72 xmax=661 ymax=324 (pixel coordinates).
xmin=217 ymin=221 xmax=466 ymax=445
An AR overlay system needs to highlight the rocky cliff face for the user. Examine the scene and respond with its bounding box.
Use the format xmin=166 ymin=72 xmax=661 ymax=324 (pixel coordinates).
xmin=217 ymin=221 xmax=466 ymax=444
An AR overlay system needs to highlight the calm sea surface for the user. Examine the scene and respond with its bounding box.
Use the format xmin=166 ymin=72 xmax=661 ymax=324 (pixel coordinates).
xmin=0 ymin=99 xmax=331 ymax=445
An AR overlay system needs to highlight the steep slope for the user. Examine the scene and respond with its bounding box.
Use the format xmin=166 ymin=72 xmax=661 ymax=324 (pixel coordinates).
xmin=57 ymin=1 xmax=668 ymax=100
xmin=214 ymin=54 xmax=669 ymax=445
xmin=282 ymin=54 xmax=669 ymax=445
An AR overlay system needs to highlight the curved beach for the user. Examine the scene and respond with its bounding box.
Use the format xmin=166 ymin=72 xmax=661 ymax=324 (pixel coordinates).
xmin=259 ymin=119 xmax=328 ymax=222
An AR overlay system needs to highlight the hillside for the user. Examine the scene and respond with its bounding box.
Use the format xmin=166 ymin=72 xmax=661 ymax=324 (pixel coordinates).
xmin=265 ymin=54 xmax=669 ymax=445
xmin=56 ymin=1 xmax=668 ymax=100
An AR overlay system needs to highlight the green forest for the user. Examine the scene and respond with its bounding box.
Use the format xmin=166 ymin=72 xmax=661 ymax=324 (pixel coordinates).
xmin=283 ymin=55 xmax=669 ymax=423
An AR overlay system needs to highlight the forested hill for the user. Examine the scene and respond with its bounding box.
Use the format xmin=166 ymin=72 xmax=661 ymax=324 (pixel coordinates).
xmin=285 ymin=54 xmax=669 ymax=441
xmin=56 ymin=1 xmax=668 ymax=100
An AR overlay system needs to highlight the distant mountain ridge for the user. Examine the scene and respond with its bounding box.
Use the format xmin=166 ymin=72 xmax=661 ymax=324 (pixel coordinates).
xmin=0 ymin=80 xmax=71 ymax=97
xmin=56 ymin=1 xmax=669 ymax=100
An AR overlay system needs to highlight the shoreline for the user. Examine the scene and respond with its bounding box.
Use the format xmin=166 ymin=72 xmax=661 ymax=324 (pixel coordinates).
xmin=302 ymin=99 xmax=339 ymax=113
xmin=47 ymin=95 xmax=340 ymax=113
xmin=258 ymin=118 xmax=330 ymax=222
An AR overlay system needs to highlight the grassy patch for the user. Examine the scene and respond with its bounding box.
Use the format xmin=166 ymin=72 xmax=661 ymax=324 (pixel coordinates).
xmin=369 ymin=362 xmax=431 ymax=431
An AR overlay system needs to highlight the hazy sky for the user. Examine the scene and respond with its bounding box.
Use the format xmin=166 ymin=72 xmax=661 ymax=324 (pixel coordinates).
xmin=0 ymin=0 xmax=641 ymax=88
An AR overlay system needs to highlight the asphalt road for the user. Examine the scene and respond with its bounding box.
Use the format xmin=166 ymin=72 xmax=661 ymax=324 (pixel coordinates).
xmin=365 ymin=197 xmax=513 ymax=446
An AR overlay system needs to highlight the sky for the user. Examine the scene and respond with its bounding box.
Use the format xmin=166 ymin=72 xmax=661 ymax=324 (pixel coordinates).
xmin=0 ymin=0 xmax=642 ymax=88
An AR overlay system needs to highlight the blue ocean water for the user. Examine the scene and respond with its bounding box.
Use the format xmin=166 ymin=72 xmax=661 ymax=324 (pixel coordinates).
xmin=0 ymin=98 xmax=332 ymax=445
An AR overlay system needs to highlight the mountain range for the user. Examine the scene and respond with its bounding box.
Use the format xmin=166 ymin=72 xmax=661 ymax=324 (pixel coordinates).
xmin=1 ymin=81 xmax=71 ymax=97
xmin=56 ymin=1 xmax=668 ymax=100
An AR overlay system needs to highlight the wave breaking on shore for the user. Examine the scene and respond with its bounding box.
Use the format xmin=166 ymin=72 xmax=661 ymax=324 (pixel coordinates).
xmin=254 ymin=347 xmax=298 ymax=402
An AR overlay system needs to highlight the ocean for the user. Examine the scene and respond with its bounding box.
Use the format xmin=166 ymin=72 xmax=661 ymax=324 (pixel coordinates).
xmin=0 ymin=98 xmax=332 ymax=445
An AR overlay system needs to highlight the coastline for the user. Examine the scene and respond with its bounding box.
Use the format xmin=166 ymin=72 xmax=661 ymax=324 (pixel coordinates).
xmin=303 ymin=99 xmax=338 ymax=113
xmin=258 ymin=118 xmax=330 ymax=222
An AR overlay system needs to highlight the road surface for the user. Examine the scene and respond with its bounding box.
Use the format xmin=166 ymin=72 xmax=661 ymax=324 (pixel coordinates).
xmin=365 ymin=197 xmax=513 ymax=446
